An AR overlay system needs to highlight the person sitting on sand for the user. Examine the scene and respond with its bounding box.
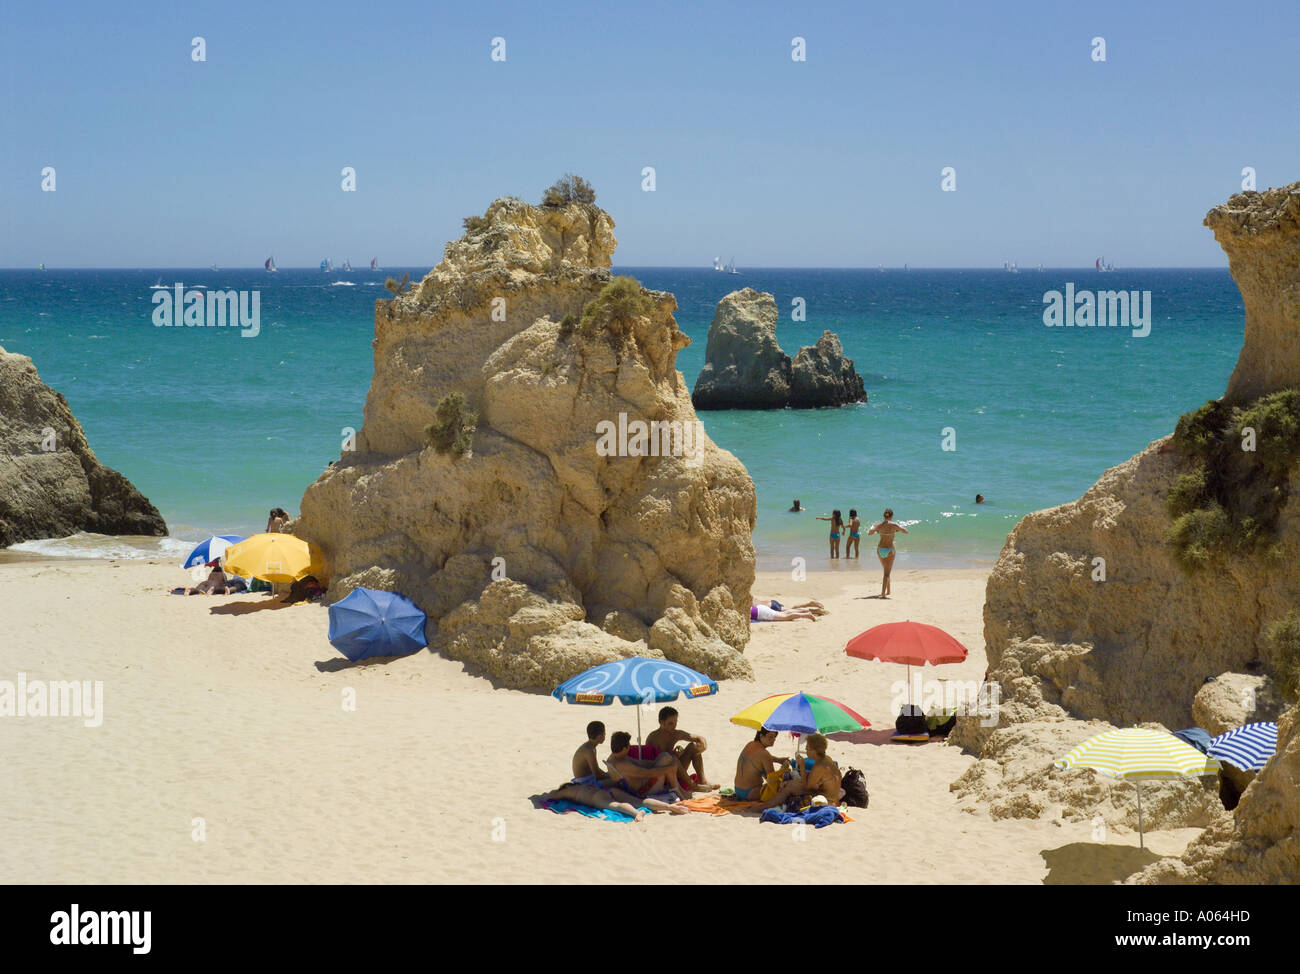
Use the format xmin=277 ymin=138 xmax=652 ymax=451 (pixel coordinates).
xmin=172 ymin=563 xmax=228 ymax=595
xmin=646 ymin=706 xmax=715 ymax=791
xmin=867 ymin=508 xmax=908 ymax=598
xmin=541 ymin=782 xmax=688 ymax=820
xmin=572 ymin=721 xmax=612 ymax=784
xmin=816 ymin=509 xmax=845 ymax=559
xmin=799 ymin=733 xmax=843 ymax=804
xmin=734 ymin=727 xmax=790 ymax=801
xmin=750 ymin=601 xmax=819 ymax=622
xmin=845 ymin=509 xmax=862 ymax=558
xmin=606 ymin=732 xmax=691 ymax=801
xmin=789 ymin=499 xmax=804 ymax=512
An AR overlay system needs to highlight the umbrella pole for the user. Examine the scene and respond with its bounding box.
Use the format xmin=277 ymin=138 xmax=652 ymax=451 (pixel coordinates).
xmin=907 ymin=663 xmax=914 ymax=709
xmin=637 ymin=707 xmax=643 ymax=748
xmin=1136 ymin=781 xmax=1144 ymax=851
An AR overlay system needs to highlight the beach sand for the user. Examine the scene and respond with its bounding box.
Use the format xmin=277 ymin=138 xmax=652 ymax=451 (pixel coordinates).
xmin=0 ymin=559 xmax=1198 ymax=884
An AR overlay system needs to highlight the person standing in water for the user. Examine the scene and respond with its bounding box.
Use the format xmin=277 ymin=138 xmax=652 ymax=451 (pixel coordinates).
xmin=816 ymin=509 xmax=844 ymax=558
xmin=867 ymin=508 xmax=908 ymax=597
xmin=845 ymin=509 xmax=862 ymax=558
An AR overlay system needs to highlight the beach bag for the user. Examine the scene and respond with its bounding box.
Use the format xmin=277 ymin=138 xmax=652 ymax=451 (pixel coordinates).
xmin=841 ymin=768 xmax=868 ymax=808
xmin=895 ymin=705 xmax=928 ymax=736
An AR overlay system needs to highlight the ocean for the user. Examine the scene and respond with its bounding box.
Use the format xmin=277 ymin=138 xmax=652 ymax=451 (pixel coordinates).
xmin=0 ymin=267 xmax=1243 ymax=571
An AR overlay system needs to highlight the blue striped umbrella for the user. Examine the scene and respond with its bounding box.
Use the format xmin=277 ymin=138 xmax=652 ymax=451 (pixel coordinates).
xmin=182 ymin=535 xmax=246 ymax=569
xmin=552 ymin=656 xmax=718 ymax=744
xmin=1208 ymin=722 xmax=1278 ymax=772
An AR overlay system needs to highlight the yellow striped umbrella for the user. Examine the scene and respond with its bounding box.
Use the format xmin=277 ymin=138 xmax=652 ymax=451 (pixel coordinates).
xmin=1055 ymin=727 xmax=1220 ymax=849
xmin=222 ymin=533 xmax=324 ymax=584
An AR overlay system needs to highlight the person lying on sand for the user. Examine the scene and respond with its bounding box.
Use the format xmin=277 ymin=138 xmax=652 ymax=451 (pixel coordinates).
xmin=606 ymin=732 xmax=691 ymax=801
xmin=750 ymin=601 xmax=820 ymax=622
xmin=572 ymin=721 xmax=612 ymax=783
xmin=542 ymin=783 xmax=688 ymax=820
xmin=734 ymin=727 xmax=790 ymax=801
xmin=645 ymin=706 xmax=716 ymax=791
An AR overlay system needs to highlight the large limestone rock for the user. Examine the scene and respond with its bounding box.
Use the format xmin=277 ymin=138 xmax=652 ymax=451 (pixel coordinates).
xmin=295 ymin=193 xmax=757 ymax=689
xmin=0 ymin=347 xmax=166 ymax=547
xmin=1204 ymin=183 xmax=1300 ymax=403
xmin=692 ymin=288 xmax=865 ymax=409
xmin=950 ymin=183 xmax=1300 ymax=850
xmin=1192 ymin=672 xmax=1285 ymax=738
xmin=1133 ymin=699 xmax=1300 ymax=884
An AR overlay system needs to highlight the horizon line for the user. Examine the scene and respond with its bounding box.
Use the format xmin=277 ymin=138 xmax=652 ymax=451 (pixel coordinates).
xmin=0 ymin=264 xmax=1235 ymax=272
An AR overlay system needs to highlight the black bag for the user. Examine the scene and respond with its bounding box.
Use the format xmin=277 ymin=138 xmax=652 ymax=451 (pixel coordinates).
xmin=841 ymin=768 xmax=868 ymax=808
xmin=895 ymin=704 xmax=929 ymax=736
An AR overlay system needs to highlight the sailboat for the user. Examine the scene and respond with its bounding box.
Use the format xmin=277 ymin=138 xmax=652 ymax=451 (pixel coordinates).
xmin=342 ymin=260 xmax=352 ymax=272
xmin=320 ymin=259 xmax=333 ymax=272
xmin=38 ymin=263 xmax=45 ymax=271
xmin=727 ymin=257 xmax=738 ymax=275
xmin=370 ymin=257 xmax=380 ymax=271
xmin=713 ymin=256 xmax=723 ymax=272
xmin=265 ymin=256 xmax=277 ymax=273
xmin=1096 ymin=256 xmax=1114 ymax=273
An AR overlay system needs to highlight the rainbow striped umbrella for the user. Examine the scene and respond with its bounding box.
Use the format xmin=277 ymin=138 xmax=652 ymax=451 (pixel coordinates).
xmin=731 ymin=692 xmax=870 ymax=736
xmin=1055 ymin=727 xmax=1220 ymax=849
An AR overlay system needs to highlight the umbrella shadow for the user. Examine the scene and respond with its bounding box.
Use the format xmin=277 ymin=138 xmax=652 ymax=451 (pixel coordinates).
xmin=207 ymin=597 xmax=296 ymax=616
xmin=828 ymin=728 xmax=895 ymax=746
xmin=1040 ymin=842 xmax=1163 ymax=885
xmin=314 ymin=654 xmax=418 ymax=673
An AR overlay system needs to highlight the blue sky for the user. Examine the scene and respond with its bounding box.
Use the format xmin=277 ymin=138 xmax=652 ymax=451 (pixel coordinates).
xmin=3 ymin=0 xmax=1298 ymax=268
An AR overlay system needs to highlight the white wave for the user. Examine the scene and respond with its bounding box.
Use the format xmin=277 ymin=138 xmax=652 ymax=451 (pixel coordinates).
xmin=330 ymin=281 xmax=356 ymax=286
xmin=7 ymin=533 xmax=197 ymax=562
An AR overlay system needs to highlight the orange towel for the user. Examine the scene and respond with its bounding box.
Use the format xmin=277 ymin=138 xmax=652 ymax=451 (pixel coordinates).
xmin=676 ymin=794 xmax=730 ymax=815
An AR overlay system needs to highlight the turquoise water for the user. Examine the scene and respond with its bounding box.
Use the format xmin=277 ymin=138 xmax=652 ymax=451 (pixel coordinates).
xmin=0 ymin=267 xmax=1243 ymax=569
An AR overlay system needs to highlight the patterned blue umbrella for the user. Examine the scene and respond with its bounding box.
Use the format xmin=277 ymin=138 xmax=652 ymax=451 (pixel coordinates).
xmin=182 ymin=535 xmax=246 ymax=569
xmin=327 ymin=587 xmax=427 ymax=662
xmin=552 ymin=656 xmax=718 ymax=744
xmin=1208 ymin=722 xmax=1278 ymax=772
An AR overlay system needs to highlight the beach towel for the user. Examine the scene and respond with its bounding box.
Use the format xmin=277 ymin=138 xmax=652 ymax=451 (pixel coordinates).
xmin=759 ymin=807 xmax=847 ymax=828
xmin=627 ymin=744 xmax=661 ymax=761
xmin=677 ymin=794 xmax=732 ymax=816
xmin=717 ymin=797 xmax=766 ymax=813
xmin=537 ymin=799 xmax=649 ymax=823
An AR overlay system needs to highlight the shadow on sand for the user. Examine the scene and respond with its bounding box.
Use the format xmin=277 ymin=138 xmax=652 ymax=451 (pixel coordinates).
xmin=1040 ymin=842 xmax=1163 ymax=885
xmin=207 ymin=597 xmax=295 ymax=616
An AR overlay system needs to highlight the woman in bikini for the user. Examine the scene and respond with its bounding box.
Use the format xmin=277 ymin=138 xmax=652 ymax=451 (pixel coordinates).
xmin=816 ymin=509 xmax=845 ymax=559
xmin=867 ymin=507 xmax=908 ymax=598
xmin=800 ymin=733 xmax=843 ymax=804
xmin=734 ymin=727 xmax=790 ymax=801
xmin=845 ymin=509 xmax=862 ymax=558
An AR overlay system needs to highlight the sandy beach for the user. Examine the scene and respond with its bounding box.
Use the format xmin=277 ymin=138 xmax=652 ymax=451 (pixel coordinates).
xmin=1 ymin=559 xmax=1199 ymax=885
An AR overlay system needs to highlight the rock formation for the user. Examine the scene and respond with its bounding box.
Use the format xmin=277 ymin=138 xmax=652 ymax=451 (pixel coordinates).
xmin=691 ymin=288 xmax=866 ymax=409
xmin=295 ymin=192 xmax=758 ymax=689
xmin=950 ymin=183 xmax=1300 ymax=857
xmin=0 ymin=346 xmax=166 ymax=547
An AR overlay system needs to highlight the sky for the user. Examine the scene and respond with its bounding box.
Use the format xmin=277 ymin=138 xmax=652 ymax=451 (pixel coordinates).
xmin=2 ymin=0 xmax=1298 ymax=268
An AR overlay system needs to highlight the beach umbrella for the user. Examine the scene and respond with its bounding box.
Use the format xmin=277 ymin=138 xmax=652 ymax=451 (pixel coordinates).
xmin=1172 ymin=728 xmax=1212 ymax=754
xmin=731 ymin=692 xmax=870 ymax=764
xmin=223 ymin=532 xmax=323 ymax=584
xmin=845 ymin=620 xmax=969 ymax=707
xmin=182 ymin=535 xmax=246 ymax=569
xmin=552 ymin=656 xmax=718 ymax=745
xmin=327 ymin=587 xmax=427 ymax=662
xmin=1054 ymin=727 xmax=1220 ymax=849
xmin=1208 ymin=722 xmax=1278 ymax=772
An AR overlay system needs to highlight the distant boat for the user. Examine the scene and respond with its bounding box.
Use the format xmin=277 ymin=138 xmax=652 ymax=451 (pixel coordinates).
xmin=1003 ymin=261 xmax=1019 ymax=273
xmin=1096 ymin=256 xmax=1114 ymax=272
xmin=320 ymin=259 xmax=332 ymax=272
xmin=370 ymin=257 xmax=380 ymax=271
xmin=209 ymin=264 xmax=219 ymax=272
xmin=342 ymin=260 xmax=352 ymax=272
xmin=265 ymin=256 xmax=277 ymax=273
xmin=712 ymin=256 xmax=723 ymax=272
xmin=38 ymin=263 xmax=45 ymax=271
xmin=727 ymin=257 xmax=738 ymax=274
xmin=1037 ymin=264 xmax=1044 ymax=272
xmin=903 ymin=263 xmax=909 ymax=271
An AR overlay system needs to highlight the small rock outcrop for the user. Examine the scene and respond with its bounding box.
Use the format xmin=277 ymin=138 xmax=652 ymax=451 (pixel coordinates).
xmin=295 ymin=190 xmax=758 ymax=690
xmin=0 ymin=346 xmax=166 ymax=547
xmin=950 ymin=184 xmax=1300 ymax=855
xmin=692 ymin=288 xmax=866 ymax=409
xmin=1204 ymin=184 xmax=1300 ymax=403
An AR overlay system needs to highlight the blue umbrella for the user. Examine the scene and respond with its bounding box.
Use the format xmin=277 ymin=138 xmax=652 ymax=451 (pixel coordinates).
xmin=552 ymin=656 xmax=718 ymax=744
xmin=1173 ymin=728 xmax=1212 ymax=754
xmin=182 ymin=535 xmax=246 ymax=569
xmin=1208 ymin=722 xmax=1278 ymax=772
xmin=327 ymin=587 xmax=428 ymax=662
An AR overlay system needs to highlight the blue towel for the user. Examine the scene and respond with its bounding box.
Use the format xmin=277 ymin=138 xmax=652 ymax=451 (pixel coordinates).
xmin=759 ymin=806 xmax=845 ymax=828
xmin=541 ymin=799 xmax=650 ymax=822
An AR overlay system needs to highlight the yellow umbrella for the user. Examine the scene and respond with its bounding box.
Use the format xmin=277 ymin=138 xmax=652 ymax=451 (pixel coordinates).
xmin=222 ymin=533 xmax=324 ymax=584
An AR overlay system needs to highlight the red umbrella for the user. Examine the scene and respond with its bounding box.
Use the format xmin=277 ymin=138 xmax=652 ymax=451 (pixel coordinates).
xmin=845 ymin=621 xmax=970 ymax=707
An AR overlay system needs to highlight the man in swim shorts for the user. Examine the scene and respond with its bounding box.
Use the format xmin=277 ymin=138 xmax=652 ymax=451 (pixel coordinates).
xmin=572 ymin=720 xmax=612 ymax=785
xmin=646 ymin=706 xmax=716 ymax=791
